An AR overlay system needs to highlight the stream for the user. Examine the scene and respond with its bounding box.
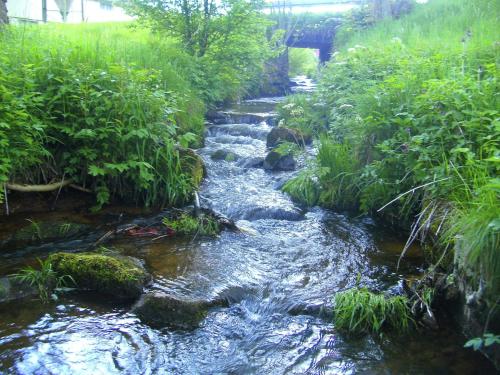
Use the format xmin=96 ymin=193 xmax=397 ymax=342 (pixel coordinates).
xmin=0 ymin=77 xmax=495 ymax=374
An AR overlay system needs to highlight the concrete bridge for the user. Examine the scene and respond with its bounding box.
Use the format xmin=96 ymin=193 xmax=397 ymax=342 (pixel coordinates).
xmin=265 ymin=1 xmax=363 ymax=62
xmin=285 ymin=18 xmax=342 ymax=62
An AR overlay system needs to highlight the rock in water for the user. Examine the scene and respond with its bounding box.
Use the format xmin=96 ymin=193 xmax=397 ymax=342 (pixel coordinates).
xmin=49 ymin=252 xmax=150 ymax=300
xmin=263 ymin=151 xmax=296 ymax=171
xmin=132 ymin=292 xmax=220 ymax=329
xmin=266 ymin=127 xmax=312 ymax=148
xmin=210 ymin=149 xmax=239 ymax=162
xmin=237 ymin=157 xmax=264 ymax=169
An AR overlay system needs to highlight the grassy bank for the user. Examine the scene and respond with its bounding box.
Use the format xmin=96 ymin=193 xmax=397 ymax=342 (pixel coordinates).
xmin=281 ymin=0 xmax=499 ymax=299
xmin=0 ymin=19 xmax=270 ymax=209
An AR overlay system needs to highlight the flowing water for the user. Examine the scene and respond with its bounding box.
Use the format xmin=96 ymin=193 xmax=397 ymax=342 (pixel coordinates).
xmin=0 ymin=77 xmax=495 ymax=374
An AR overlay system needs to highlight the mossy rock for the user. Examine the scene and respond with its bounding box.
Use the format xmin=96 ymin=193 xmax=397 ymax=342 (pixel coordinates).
xmin=49 ymin=252 xmax=150 ymax=300
xmin=210 ymin=149 xmax=239 ymax=162
xmin=178 ymin=147 xmax=205 ymax=188
xmin=132 ymin=291 xmax=225 ymax=329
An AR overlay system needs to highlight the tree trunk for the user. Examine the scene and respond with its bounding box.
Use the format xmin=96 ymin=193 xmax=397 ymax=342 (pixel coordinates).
xmin=372 ymin=0 xmax=391 ymax=20
xmin=0 ymin=0 xmax=8 ymax=25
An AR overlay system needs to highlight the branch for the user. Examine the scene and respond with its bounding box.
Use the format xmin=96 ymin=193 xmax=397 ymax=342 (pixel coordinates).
xmin=377 ymin=177 xmax=450 ymax=213
xmin=6 ymin=180 xmax=94 ymax=194
xmin=6 ymin=179 xmax=74 ymax=192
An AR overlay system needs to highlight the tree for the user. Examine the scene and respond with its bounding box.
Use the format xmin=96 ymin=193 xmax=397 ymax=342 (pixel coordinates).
xmin=123 ymin=0 xmax=265 ymax=58
xmin=123 ymin=0 xmax=275 ymax=103
xmin=0 ymin=0 xmax=8 ymax=25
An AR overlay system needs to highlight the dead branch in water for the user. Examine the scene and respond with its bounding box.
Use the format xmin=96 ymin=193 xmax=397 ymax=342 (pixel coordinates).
xmin=6 ymin=180 xmax=73 ymax=192
xmin=6 ymin=180 xmax=92 ymax=194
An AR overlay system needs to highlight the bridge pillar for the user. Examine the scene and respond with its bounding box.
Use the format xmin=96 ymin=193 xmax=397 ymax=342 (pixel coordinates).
xmin=319 ymin=44 xmax=332 ymax=64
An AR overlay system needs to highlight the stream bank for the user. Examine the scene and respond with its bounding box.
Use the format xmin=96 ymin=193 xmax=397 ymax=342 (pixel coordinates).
xmin=0 ymin=77 xmax=495 ymax=374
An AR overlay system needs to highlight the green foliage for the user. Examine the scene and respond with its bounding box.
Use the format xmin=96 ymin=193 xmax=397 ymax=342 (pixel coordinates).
xmin=333 ymin=287 xmax=413 ymax=335
xmin=12 ymin=258 xmax=75 ymax=303
xmin=316 ymin=139 xmax=360 ymax=210
xmin=273 ymin=141 xmax=300 ymax=156
xmin=464 ymin=333 xmax=500 ymax=351
xmin=125 ymin=0 xmax=274 ymax=103
xmin=288 ymin=0 xmax=499 ymax=295
xmin=162 ymin=212 xmax=219 ymax=236
xmin=288 ymin=48 xmax=318 ymax=78
xmin=277 ymin=94 xmax=327 ymax=138
xmin=0 ymin=23 xmax=208 ymax=208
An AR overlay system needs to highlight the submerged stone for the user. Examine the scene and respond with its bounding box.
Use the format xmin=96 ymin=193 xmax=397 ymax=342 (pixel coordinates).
xmin=238 ymin=157 xmax=264 ymax=169
xmin=49 ymin=252 xmax=150 ymax=300
xmin=9 ymin=220 xmax=90 ymax=244
xmin=132 ymin=291 xmax=224 ymax=329
xmin=0 ymin=276 xmax=38 ymax=303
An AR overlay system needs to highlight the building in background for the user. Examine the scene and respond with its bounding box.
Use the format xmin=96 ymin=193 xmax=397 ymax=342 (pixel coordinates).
xmin=6 ymin=0 xmax=132 ymax=23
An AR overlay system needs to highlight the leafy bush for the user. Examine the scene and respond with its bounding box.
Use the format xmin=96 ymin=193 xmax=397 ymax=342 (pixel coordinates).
xmin=282 ymin=170 xmax=319 ymax=206
xmin=283 ymin=0 xmax=499 ymax=296
xmin=333 ymin=287 xmax=413 ymax=334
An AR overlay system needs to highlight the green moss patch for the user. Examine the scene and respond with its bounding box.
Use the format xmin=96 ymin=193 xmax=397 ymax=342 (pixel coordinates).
xmin=49 ymin=252 xmax=149 ymax=300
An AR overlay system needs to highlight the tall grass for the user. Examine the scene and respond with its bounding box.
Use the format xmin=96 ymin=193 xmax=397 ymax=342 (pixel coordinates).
xmin=280 ymin=0 xmax=499 ymax=297
xmin=0 ymin=23 xmax=207 ymax=208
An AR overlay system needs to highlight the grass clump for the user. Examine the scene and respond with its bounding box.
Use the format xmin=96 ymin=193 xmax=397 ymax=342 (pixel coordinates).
xmin=333 ymin=287 xmax=413 ymax=335
xmin=282 ymin=170 xmax=319 ymax=206
xmin=162 ymin=212 xmax=219 ymax=237
xmin=12 ymin=258 xmax=75 ymax=303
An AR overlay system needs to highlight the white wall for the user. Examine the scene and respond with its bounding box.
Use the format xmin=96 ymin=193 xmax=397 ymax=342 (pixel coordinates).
xmin=7 ymin=0 xmax=132 ymax=23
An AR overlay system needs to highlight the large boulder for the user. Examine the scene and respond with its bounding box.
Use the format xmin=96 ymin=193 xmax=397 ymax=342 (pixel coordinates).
xmin=49 ymin=252 xmax=150 ymax=300
xmin=263 ymin=151 xmax=296 ymax=171
xmin=132 ymin=291 xmax=225 ymax=329
xmin=266 ymin=127 xmax=312 ymax=148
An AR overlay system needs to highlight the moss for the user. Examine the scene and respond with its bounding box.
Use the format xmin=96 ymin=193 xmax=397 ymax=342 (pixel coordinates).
xmin=49 ymin=252 xmax=149 ymax=300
